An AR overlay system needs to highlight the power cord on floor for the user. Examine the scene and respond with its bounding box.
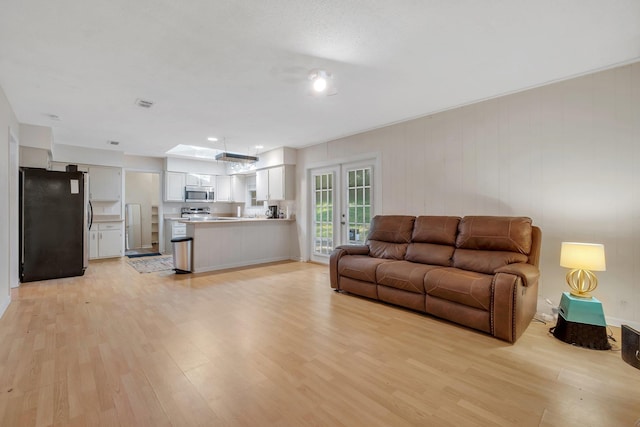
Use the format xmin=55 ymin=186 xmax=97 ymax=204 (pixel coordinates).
xmin=607 ymin=326 xmax=621 ymax=352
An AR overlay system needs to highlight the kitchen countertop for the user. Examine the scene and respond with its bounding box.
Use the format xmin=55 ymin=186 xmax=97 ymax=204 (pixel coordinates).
xmin=179 ymin=217 xmax=294 ymax=224
xmin=92 ymin=217 xmax=124 ymax=223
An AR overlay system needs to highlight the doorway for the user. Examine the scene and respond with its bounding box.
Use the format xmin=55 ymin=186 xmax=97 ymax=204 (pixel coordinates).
xmin=124 ymin=171 xmax=160 ymax=256
xmin=309 ymin=159 xmax=376 ymax=263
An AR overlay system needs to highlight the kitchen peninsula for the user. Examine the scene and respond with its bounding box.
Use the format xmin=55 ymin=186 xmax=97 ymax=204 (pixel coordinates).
xmin=183 ymin=217 xmax=296 ymax=273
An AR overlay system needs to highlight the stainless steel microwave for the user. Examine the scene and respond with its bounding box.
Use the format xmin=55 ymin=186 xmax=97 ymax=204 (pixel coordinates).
xmin=185 ymin=186 xmax=214 ymax=202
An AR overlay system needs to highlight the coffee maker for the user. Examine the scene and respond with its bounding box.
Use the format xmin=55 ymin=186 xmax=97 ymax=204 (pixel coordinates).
xmin=266 ymin=205 xmax=278 ymax=219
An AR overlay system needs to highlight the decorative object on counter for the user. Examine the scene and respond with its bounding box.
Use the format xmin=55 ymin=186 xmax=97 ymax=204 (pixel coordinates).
xmin=127 ymin=255 xmax=174 ymax=273
xmin=560 ymin=242 xmax=606 ymax=298
xmin=266 ymin=205 xmax=278 ymax=219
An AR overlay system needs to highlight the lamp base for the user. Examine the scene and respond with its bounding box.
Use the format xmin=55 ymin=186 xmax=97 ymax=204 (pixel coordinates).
xmin=569 ymin=290 xmax=593 ymax=298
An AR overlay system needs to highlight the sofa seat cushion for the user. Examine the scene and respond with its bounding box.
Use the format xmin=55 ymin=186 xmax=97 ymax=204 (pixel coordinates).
xmin=453 ymin=248 xmax=529 ymax=274
xmin=424 ymin=268 xmax=492 ymax=311
xmin=338 ymin=255 xmax=391 ymax=283
xmin=376 ymin=261 xmax=442 ymax=294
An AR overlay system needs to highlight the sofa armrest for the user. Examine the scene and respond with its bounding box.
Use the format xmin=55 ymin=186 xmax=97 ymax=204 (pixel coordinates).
xmin=335 ymin=245 xmax=370 ymax=256
xmin=494 ymin=263 xmax=540 ymax=287
xmin=329 ymin=245 xmax=370 ymax=289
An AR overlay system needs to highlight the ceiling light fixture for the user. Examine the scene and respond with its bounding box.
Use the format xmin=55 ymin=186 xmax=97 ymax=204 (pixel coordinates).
xmin=212 ymin=137 xmax=259 ymax=163
xmin=215 ymin=152 xmax=259 ymax=163
xmin=207 ymin=137 xmax=218 ymax=142
xmin=308 ymin=69 xmax=337 ymax=96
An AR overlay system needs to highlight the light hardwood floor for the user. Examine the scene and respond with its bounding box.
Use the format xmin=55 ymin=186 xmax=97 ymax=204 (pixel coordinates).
xmin=0 ymin=258 xmax=638 ymax=427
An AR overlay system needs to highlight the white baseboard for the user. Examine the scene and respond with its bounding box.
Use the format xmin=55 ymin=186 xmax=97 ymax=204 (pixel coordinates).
xmin=605 ymin=316 xmax=640 ymax=330
xmin=0 ymin=295 xmax=11 ymax=319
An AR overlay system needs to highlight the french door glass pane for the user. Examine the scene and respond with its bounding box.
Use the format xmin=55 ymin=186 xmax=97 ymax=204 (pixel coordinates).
xmin=347 ymin=167 xmax=372 ymax=244
xmin=312 ymin=172 xmax=334 ymax=255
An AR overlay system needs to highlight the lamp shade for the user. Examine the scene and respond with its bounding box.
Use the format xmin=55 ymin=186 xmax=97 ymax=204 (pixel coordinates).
xmin=560 ymin=242 xmax=606 ymax=271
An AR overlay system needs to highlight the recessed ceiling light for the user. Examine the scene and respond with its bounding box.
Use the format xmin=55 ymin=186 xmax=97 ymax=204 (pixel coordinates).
xmin=207 ymin=137 xmax=218 ymax=142
xmin=255 ymin=145 xmax=264 ymax=149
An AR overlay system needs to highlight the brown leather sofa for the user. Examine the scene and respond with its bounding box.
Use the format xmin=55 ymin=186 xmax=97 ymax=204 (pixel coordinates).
xmin=330 ymin=215 xmax=541 ymax=343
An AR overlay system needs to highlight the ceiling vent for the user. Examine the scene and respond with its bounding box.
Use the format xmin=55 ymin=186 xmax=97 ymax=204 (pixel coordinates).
xmin=135 ymin=98 xmax=154 ymax=108
xmin=108 ymin=140 xmax=120 ymax=146
xmin=215 ymin=152 xmax=259 ymax=163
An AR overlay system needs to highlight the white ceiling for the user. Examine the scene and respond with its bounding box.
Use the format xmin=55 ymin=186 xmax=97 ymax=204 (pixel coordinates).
xmin=1 ymin=0 xmax=639 ymax=159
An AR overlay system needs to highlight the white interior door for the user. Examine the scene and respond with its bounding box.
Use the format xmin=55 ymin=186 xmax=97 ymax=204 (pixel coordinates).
xmin=309 ymin=159 xmax=375 ymax=263
xmin=340 ymin=161 xmax=373 ymax=246
xmin=309 ymin=166 xmax=339 ymax=263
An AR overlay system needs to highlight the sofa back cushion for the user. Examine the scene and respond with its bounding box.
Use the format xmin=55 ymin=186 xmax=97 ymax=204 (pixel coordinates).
xmin=456 ymin=216 xmax=532 ymax=254
xmin=367 ymin=215 xmax=415 ymax=260
xmin=453 ymin=216 xmax=533 ymax=274
xmin=406 ymin=216 xmax=460 ymax=266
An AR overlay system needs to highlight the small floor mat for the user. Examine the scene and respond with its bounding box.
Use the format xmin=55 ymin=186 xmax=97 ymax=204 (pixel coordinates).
xmin=127 ymin=255 xmax=174 ymax=273
xmin=126 ymin=252 xmax=162 ymax=258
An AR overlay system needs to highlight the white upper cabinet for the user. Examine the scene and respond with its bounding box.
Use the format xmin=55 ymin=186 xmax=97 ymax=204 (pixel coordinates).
xmin=186 ymin=173 xmax=214 ymax=187
xmin=215 ymin=175 xmax=232 ymax=202
xmin=256 ymin=169 xmax=270 ymax=201
xmin=231 ymin=175 xmax=246 ymax=203
xmin=165 ymin=172 xmax=185 ymax=202
xmin=89 ymin=166 xmax=121 ymax=201
xmin=256 ymin=165 xmax=295 ymax=201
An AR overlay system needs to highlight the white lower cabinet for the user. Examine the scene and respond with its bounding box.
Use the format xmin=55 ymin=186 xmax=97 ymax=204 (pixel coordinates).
xmin=89 ymin=222 xmax=123 ymax=259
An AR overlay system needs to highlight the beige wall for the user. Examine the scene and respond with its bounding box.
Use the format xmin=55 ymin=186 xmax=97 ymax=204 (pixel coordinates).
xmin=0 ymin=85 xmax=19 ymax=317
xmin=297 ymin=62 xmax=640 ymax=327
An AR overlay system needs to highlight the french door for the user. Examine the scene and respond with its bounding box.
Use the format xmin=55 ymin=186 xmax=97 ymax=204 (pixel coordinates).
xmin=310 ymin=160 xmax=374 ymax=263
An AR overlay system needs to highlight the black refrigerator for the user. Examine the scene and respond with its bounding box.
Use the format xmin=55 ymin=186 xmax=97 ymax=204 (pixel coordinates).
xmin=19 ymin=167 xmax=92 ymax=282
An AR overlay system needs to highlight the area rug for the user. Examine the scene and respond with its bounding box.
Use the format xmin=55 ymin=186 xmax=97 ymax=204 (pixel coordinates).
xmin=126 ymin=252 xmax=162 ymax=258
xmin=127 ymin=255 xmax=174 ymax=273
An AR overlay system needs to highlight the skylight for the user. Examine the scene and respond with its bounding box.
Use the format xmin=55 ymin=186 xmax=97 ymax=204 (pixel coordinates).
xmin=166 ymin=144 xmax=219 ymax=160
